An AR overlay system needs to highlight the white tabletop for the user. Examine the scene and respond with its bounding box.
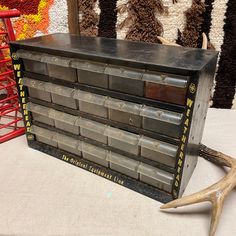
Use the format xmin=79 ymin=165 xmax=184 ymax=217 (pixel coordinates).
xmin=1 ymin=108 xmax=235 ymax=236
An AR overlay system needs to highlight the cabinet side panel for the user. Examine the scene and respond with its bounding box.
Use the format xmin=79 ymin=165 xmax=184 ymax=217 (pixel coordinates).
xmin=179 ymin=57 xmax=217 ymax=197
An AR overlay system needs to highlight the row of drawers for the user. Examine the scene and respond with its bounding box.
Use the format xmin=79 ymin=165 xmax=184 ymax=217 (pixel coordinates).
xmin=30 ymin=125 xmax=174 ymax=192
xmin=23 ymin=78 xmax=183 ymax=139
xmin=17 ymin=50 xmax=189 ymax=105
xmin=27 ymin=102 xmax=177 ymax=168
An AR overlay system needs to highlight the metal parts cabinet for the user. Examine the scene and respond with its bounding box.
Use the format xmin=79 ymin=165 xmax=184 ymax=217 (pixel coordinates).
xmin=11 ymin=33 xmax=218 ymax=203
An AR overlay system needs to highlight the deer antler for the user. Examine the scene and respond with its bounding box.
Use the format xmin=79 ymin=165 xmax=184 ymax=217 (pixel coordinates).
xmin=202 ymin=32 xmax=208 ymax=49
xmin=157 ymin=36 xmax=181 ymax=46
xmin=158 ymin=34 xmax=235 ymax=236
xmin=157 ymin=33 xmax=208 ymax=49
xmin=161 ymin=145 xmax=236 ymax=236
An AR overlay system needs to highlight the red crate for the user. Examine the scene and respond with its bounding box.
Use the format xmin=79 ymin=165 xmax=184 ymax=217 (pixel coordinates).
xmin=0 ymin=9 xmax=25 ymax=143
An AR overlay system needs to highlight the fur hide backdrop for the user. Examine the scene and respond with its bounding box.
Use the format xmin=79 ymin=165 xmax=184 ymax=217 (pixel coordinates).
xmin=78 ymin=0 xmax=236 ymax=109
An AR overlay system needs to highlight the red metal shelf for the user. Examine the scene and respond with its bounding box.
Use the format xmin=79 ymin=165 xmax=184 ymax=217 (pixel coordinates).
xmin=0 ymin=9 xmax=25 ymax=143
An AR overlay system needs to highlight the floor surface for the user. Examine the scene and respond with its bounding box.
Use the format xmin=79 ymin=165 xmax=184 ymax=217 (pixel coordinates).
xmin=1 ymin=108 xmax=236 ymax=236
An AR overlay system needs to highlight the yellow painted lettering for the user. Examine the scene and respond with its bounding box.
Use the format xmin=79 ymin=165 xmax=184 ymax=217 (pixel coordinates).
xmin=17 ymin=71 xmax=21 ymax=77
xmin=179 ymin=151 xmax=184 ymax=159
xmin=14 ymin=64 xmax=21 ymax=70
xmin=176 ymin=175 xmax=180 ymax=181
xmin=177 ymin=167 xmax=181 ymax=174
xmin=184 ymin=119 xmax=189 ymax=127
xmin=186 ymin=108 xmax=191 ymax=117
xmin=178 ymin=159 xmax=183 ymax=166
xmin=183 ymin=126 xmax=188 ymax=134
xmin=187 ymin=98 xmax=193 ymax=108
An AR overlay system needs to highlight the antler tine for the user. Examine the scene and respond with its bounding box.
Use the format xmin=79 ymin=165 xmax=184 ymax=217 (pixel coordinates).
xmin=202 ymin=33 xmax=208 ymax=49
xmin=210 ymin=201 xmax=224 ymax=236
xmin=157 ymin=36 xmax=181 ymax=47
xmin=160 ymin=188 xmax=211 ymax=210
xmin=157 ymin=33 xmax=208 ymax=49
xmin=200 ymin=144 xmax=235 ymax=168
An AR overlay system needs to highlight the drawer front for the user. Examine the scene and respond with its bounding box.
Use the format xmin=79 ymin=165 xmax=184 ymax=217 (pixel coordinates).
xmin=145 ymin=82 xmax=187 ymax=105
xmin=80 ymin=128 xmax=107 ymax=144
xmin=79 ymin=101 xmax=108 ymax=118
xmin=48 ymin=64 xmax=77 ymax=82
xmin=83 ymin=153 xmax=109 ymax=167
xmin=77 ymin=70 xmax=108 ymax=88
xmin=109 ymin=109 xmax=142 ymax=128
xmin=28 ymin=87 xmax=51 ymax=102
xmin=23 ymin=59 xmax=48 ymax=75
xmin=31 ymin=112 xmax=54 ymax=126
xmin=108 ymin=137 xmax=140 ymax=155
xmin=52 ymin=94 xmax=78 ymax=109
xmin=55 ymin=120 xmax=80 ymax=135
xmin=142 ymin=117 xmax=182 ymax=139
xmin=109 ymin=75 xmax=144 ymax=96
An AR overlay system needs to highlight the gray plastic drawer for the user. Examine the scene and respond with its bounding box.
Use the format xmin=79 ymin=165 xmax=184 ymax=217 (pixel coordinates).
xmin=50 ymin=85 xmax=77 ymax=109
xmin=75 ymin=90 xmax=108 ymax=117
xmin=16 ymin=49 xmax=41 ymax=61
xmin=55 ymin=121 xmax=79 ymax=135
xmin=71 ymin=59 xmax=106 ymax=74
xmin=52 ymin=94 xmax=77 ymax=109
xmin=57 ymin=133 xmax=81 ymax=156
xmin=31 ymin=112 xmax=54 ymax=126
xmin=105 ymin=98 xmax=142 ymax=127
xmin=77 ymin=70 xmax=108 ymax=88
xmin=105 ymin=97 xmax=142 ymax=114
xmin=109 ymin=75 xmax=144 ymax=96
xmin=83 ymin=153 xmax=108 ymax=167
xmin=28 ymin=87 xmax=51 ymax=102
xmin=36 ymin=135 xmax=57 ymax=147
xmin=79 ymin=101 xmax=108 ymax=118
xmin=79 ymin=118 xmax=107 ymax=143
xmin=104 ymin=65 xmax=143 ymax=80
xmin=30 ymin=125 xmax=57 ymax=147
xmin=108 ymin=153 xmax=139 ymax=179
xmin=80 ymin=128 xmax=107 ymax=144
xmin=141 ymin=106 xmax=183 ymax=138
xmin=106 ymin=127 xmax=140 ymax=155
xmin=139 ymin=136 xmax=177 ymax=167
xmin=138 ymin=163 xmax=174 ymax=192
xmin=22 ymin=77 xmax=50 ymax=103
xmin=23 ymin=76 xmax=51 ymax=102
xmin=108 ymin=138 xmax=140 ymax=155
xmin=82 ymin=143 xmax=109 ymax=167
xmin=142 ymin=118 xmax=181 ymax=138
xmin=50 ymin=110 xmax=79 ymax=135
xmin=141 ymin=148 xmax=176 ymax=167
xmin=23 ymin=59 xmax=48 ymax=75
xmin=27 ymin=103 xmax=54 ymax=126
xmin=109 ymin=109 xmax=142 ymax=127
xmin=48 ymin=64 xmax=77 ymax=82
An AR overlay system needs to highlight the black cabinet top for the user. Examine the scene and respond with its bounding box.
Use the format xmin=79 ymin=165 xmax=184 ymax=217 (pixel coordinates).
xmin=11 ymin=33 xmax=218 ymax=75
